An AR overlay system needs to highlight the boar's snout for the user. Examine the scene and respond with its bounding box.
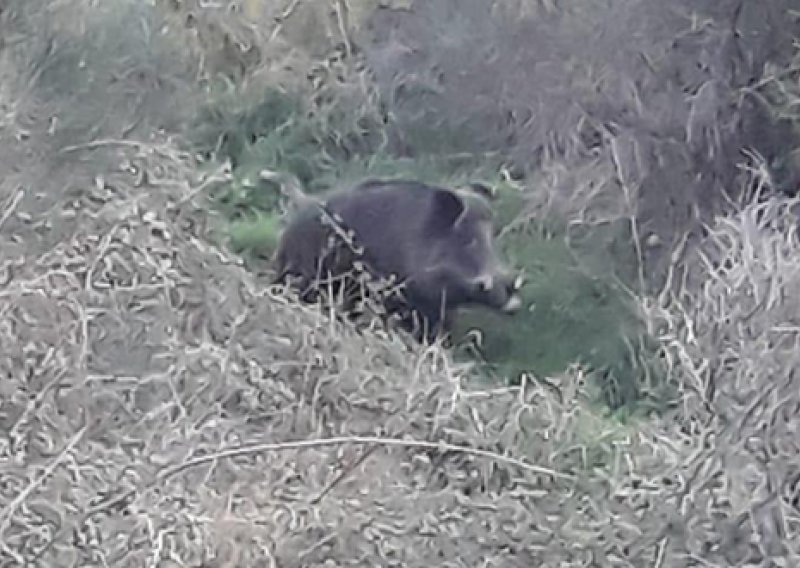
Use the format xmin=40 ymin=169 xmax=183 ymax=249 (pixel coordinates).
xmin=475 ymin=271 xmax=524 ymax=314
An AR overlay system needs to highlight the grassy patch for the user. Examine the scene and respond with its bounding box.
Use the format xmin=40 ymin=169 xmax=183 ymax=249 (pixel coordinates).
xmin=186 ymin=79 xmax=665 ymax=412
xmin=228 ymin=212 xmax=283 ymax=257
xmin=188 ymin=81 xmax=508 ymax=244
xmin=450 ymin=186 xmax=668 ymax=411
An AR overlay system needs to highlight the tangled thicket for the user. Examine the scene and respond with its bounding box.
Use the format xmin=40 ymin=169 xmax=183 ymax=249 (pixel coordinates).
xmin=1 ymin=0 xmax=800 ymax=566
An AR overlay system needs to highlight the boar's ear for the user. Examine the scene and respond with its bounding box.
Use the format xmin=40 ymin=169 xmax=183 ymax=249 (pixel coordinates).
xmin=431 ymin=189 xmax=467 ymax=228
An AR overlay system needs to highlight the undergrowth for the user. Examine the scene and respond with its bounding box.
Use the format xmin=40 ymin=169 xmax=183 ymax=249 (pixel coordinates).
xmin=2 ymin=1 xmax=800 ymax=564
xmin=185 ymin=71 xmax=659 ymax=411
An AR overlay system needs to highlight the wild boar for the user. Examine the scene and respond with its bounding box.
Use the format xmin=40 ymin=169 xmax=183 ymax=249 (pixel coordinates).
xmin=272 ymin=179 xmax=523 ymax=342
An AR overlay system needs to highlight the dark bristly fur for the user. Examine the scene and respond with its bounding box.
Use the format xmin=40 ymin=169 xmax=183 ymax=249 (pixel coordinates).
xmin=272 ymin=179 xmax=523 ymax=342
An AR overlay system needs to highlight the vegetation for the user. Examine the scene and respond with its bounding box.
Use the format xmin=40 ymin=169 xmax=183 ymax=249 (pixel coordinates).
xmin=0 ymin=0 xmax=798 ymax=565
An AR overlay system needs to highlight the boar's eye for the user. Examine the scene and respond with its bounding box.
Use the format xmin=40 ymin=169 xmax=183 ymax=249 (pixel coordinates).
xmin=478 ymin=277 xmax=492 ymax=292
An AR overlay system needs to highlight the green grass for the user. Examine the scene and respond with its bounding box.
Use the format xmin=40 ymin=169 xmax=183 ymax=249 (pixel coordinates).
xmin=450 ymin=186 xmax=668 ymax=411
xmin=186 ymin=82 xmax=667 ymax=412
xmin=228 ymin=212 xmax=282 ymax=256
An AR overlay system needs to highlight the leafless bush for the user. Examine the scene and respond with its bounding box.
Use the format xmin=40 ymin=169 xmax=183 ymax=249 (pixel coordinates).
xmin=362 ymin=0 xmax=800 ymax=287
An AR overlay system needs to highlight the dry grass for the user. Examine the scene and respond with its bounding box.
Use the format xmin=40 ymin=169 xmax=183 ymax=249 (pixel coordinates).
xmin=2 ymin=136 xmax=799 ymax=566
xmin=0 ymin=138 xmax=622 ymax=566
xmin=1 ymin=0 xmax=800 ymax=566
